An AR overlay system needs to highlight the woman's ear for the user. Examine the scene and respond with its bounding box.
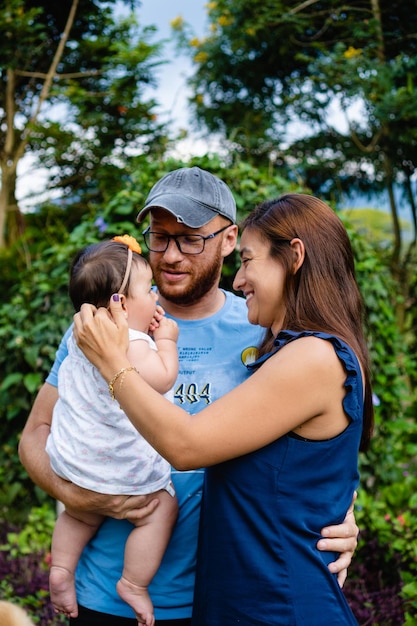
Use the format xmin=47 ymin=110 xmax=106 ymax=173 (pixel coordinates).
xmin=290 ymin=238 xmax=305 ymax=274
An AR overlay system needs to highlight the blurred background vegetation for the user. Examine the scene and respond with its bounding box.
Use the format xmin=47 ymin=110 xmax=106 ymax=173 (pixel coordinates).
xmin=0 ymin=1 xmax=416 ymax=624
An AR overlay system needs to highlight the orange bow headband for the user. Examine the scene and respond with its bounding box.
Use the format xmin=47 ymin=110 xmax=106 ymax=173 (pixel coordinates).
xmin=113 ymin=234 xmax=142 ymax=254
xmin=112 ymin=235 xmax=142 ymax=293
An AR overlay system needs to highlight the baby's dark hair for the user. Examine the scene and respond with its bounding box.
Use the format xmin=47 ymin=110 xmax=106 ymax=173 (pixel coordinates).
xmin=69 ymin=240 xmax=148 ymax=312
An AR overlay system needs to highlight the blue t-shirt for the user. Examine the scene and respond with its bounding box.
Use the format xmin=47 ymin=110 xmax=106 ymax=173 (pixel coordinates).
xmin=46 ymin=291 xmax=262 ymax=620
xmin=192 ymin=331 xmax=362 ymax=625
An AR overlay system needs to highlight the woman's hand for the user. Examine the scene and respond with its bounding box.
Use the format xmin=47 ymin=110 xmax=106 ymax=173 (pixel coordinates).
xmin=73 ymin=295 xmax=130 ymax=381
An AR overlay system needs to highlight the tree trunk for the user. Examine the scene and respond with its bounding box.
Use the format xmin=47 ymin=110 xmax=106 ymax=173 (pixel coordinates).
xmin=0 ymin=164 xmax=23 ymax=248
xmin=0 ymin=0 xmax=79 ymax=249
xmin=384 ymin=156 xmax=402 ymax=273
xmin=0 ymin=178 xmax=7 ymax=250
xmin=404 ymin=172 xmax=417 ymax=244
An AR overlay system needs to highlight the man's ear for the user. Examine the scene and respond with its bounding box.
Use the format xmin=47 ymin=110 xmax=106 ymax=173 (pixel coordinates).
xmin=221 ymin=224 xmax=239 ymax=258
xmin=290 ymin=238 xmax=305 ymax=274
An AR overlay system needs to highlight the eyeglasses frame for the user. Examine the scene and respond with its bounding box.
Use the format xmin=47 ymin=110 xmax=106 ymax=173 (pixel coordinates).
xmin=142 ymin=224 xmax=231 ymax=255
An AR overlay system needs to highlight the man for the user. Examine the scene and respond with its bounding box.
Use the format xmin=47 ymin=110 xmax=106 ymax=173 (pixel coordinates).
xmin=19 ymin=167 xmax=358 ymax=626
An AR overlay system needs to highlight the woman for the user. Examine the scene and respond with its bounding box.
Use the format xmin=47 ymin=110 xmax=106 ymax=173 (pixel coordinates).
xmin=74 ymin=194 xmax=373 ymax=625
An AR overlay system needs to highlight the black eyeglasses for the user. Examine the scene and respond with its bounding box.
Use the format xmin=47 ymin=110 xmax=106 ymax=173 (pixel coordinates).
xmin=142 ymin=225 xmax=230 ymax=255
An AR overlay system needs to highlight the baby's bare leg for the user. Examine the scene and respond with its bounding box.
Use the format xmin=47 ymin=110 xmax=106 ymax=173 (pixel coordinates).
xmin=50 ymin=508 xmax=104 ymax=618
xmin=116 ymin=487 xmax=178 ymax=626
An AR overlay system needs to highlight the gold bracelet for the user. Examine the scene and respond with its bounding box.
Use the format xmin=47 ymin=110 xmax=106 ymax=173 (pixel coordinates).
xmin=108 ymin=366 xmax=139 ymax=401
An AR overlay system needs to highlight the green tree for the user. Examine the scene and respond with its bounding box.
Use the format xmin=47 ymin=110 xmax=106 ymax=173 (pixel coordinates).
xmin=174 ymin=0 xmax=417 ymax=301
xmin=0 ymin=0 xmax=167 ymax=249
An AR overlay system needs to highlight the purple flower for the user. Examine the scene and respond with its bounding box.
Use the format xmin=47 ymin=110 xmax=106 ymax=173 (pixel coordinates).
xmin=94 ymin=216 xmax=108 ymax=233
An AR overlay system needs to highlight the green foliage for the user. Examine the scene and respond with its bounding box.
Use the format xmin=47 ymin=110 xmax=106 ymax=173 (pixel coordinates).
xmin=339 ymin=208 xmax=413 ymax=249
xmin=0 ymin=0 xmax=169 ymax=247
xmin=1 ymin=504 xmax=56 ymax=558
xmin=356 ymin=483 xmax=417 ymax=622
xmin=175 ymin=0 xmax=417 ymax=303
xmin=179 ymin=0 xmax=417 ymax=174
xmin=0 ymin=154 xmax=415 ymax=619
xmin=338 ymin=215 xmax=417 ymax=619
xmin=0 ymin=242 xmax=73 ymax=410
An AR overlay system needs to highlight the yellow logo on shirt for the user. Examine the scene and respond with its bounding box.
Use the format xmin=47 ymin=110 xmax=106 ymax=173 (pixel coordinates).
xmin=241 ymin=346 xmax=259 ymax=366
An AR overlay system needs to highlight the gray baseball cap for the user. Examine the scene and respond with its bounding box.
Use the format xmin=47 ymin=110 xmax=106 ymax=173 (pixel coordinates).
xmin=137 ymin=166 xmax=236 ymax=227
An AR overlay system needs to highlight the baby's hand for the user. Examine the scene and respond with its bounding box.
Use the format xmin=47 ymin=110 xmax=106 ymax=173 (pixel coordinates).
xmin=149 ymin=304 xmax=165 ymax=332
xmin=153 ymin=316 xmax=179 ymax=343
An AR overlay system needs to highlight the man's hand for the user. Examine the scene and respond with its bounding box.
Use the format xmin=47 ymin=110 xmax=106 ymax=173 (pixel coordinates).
xmin=317 ymin=492 xmax=359 ymax=587
xmin=66 ymin=488 xmax=160 ymax=521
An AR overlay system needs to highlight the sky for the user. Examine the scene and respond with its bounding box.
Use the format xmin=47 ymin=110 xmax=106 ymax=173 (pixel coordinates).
xmin=128 ymin=0 xmax=224 ymax=159
xmin=137 ymin=0 xmax=207 ymax=138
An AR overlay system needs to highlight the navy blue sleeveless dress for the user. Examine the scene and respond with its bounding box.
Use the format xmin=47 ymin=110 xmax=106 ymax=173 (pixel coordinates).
xmin=192 ymin=331 xmax=362 ymax=625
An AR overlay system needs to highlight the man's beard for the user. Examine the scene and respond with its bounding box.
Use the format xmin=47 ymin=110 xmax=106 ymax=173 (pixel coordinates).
xmin=153 ymin=249 xmax=223 ymax=306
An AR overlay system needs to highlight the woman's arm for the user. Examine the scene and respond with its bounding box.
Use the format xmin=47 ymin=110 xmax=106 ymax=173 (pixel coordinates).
xmin=74 ymin=297 xmax=348 ymax=471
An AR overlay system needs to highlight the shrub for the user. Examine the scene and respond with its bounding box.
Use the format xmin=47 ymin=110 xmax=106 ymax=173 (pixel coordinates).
xmin=0 ymin=505 xmax=67 ymax=625
xmin=344 ymin=533 xmax=405 ymax=625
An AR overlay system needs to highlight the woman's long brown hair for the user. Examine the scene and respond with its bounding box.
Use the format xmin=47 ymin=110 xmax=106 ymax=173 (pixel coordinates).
xmin=241 ymin=193 xmax=373 ymax=451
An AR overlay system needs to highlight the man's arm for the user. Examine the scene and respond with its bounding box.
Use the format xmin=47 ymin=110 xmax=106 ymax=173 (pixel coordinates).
xmin=19 ymin=383 xmax=67 ymax=499
xmin=19 ymin=382 xmax=159 ymax=519
xmin=318 ymin=493 xmax=359 ymax=587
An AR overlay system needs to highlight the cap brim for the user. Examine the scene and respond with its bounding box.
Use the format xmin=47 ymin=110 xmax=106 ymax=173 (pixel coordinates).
xmin=137 ymin=193 xmax=220 ymax=228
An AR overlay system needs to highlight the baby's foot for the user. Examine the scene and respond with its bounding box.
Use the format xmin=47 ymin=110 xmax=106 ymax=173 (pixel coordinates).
xmin=116 ymin=576 xmax=155 ymax=626
xmin=49 ymin=565 xmax=78 ymax=618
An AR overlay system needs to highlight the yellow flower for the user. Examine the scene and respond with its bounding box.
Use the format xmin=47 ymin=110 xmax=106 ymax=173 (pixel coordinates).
xmin=218 ymin=15 xmax=234 ymax=27
xmin=170 ymin=16 xmax=184 ymax=31
xmin=113 ymin=235 xmax=142 ymax=254
xmin=189 ymin=37 xmax=201 ymax=47
xmin=344 ymin=46 xmax=361 ymax=59
xmin=194 ymin=51 xmax=209 ymax=64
